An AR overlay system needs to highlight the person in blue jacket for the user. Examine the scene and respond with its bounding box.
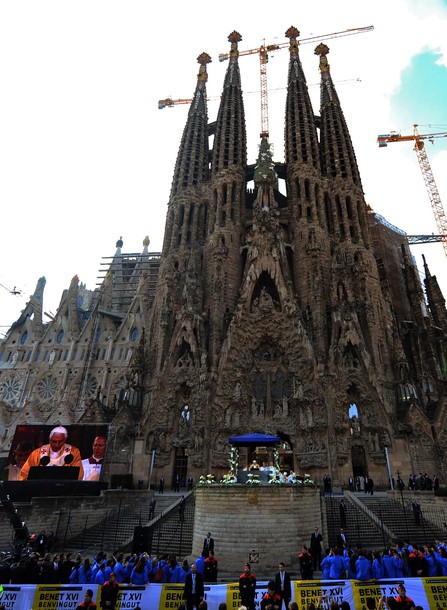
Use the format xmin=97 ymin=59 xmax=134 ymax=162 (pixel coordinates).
xmin=355 ymin=550 xmax=372 ymax=580
xmin=371 ymin=550 xmax=385 ymax=580
xmin=328 ymin=548 xmax=345 ymax=580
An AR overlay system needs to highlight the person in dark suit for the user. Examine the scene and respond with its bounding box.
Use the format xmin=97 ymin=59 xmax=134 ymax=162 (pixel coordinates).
xmin=183 ymin=563 xmax=204 ymax=610
xmin=336 ymin=527 xmax=348 ymax=548
xmin=339 ymin=499 xmax=347 ymax=527
xmin=202 ymin=532 xmax=214 ymax=558
xmin=274 ymin=562 xmax=291 ymax=610
xmin=158 ymin=477 xmax=165 ymax=494
xmin=310 ymin=527 xmax=323 ymax=570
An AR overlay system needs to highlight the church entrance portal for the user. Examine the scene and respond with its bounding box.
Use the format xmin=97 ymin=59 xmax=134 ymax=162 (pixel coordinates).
xmin=173 ymin=448 xmax=188 ymax=489
xmin=351 ymin=445 xmax=367 ymax=477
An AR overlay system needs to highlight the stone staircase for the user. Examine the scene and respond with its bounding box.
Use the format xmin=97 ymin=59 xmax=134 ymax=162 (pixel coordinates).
xmin=325 ymin=492 xmax=447 ymax=550
xmin=357 ymin=493 xmax=445 ymax=546
xmin=324 ymin=492 xmax=391 ymax=550
xmin=59 ymin=492 xmax=194 ymax=558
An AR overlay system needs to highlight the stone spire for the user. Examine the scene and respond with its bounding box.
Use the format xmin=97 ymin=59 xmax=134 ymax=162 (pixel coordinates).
xmin=284 ymin=26 xmax=321 ymax=172
xmin=423 ymin=254 xmax=447 ymax=328
xmin=170 ymin=52 xmax=211 ymax=197
xmin=316 ymin=43 xmax=370 ymax=246
xmin=317 ymin=43 xmax=362 ymax=188
xmin=211 ymin=31 xmax=246 ymax=176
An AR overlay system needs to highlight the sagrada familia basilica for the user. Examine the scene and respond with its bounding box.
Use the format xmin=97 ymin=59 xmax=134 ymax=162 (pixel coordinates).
xmin=1 ymin=28 xmax=447 ymax=489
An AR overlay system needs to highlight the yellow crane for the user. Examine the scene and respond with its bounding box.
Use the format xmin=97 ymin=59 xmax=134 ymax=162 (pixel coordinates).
xmin=218 ymin=25 xmax=373 ymax=139
xmin=377 ymin=125 xmax=447 ymax=259
xmin=158 ymin=79 xmax=361 ymax=110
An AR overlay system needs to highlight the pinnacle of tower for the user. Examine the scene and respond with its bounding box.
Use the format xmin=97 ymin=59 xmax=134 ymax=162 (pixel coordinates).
xmin=211 ymin=31 xmax=246 ymax=175
xmin=170 ymin=52 xmax=211 ymax=196
xmin=317 ymin=43 xmax=362 ymax=187
xmin=423 ymin=254 xmax=447 ymax=328
xmin=115 ymin=236 xmax=123 ymax=251
xmin=142 ymin=235 xmax=150 ymax=254
xmin=284 ymin=25 xmax=320 ymax=170
xmin=253 ymin=137 xmax=278 ymax=212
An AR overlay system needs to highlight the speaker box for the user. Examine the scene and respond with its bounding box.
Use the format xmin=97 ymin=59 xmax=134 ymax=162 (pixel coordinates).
xmin=132 ymin=526 xmax=152 ymax=555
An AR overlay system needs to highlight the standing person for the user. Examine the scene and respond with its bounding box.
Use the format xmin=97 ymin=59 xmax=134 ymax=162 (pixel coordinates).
xmin=204 ymin=551 xmax=218 ymax=583
xmin=412 ymin=501 xmax=421 ymax=525
xmin=202 ymin=532 xmax=214 ymax=558
xmin=36 ymin=530 xmax=47 ymax=556
xmin=261 ymin=581 xmax=281 ymax=610
xmin=76 ymin=589 xmax=97 ymax=609
xmin=174 ymin=474 xmax=180 ymax=492
xmin=299 ymin=546 xmax=313 ymax=580
xmin=149 ymin=497 xmax=156 ymax=520
xmin=82 ymin=436 xmax=107 ymax=481
xmin=19 ymin=426 xmax=84 ymax=480
xmin=159 ymin=477 xmax=165 ymax=494
xmin=274 ymin=562 xmax=291 ymax=610
xmin=310 ymin=528 xmax=323 ymax=570
xmin=348 ymin=477 xmax=354 ymax=492
xmin=239 ymin=563 xmax=256 ymax=610
xmin=100 ymin=573 xmax=119 ymax=610
xmin=336 ymin=528 xmax=348 ymax=548
xmin=183 ymin=563 xmax=204 ymax=610
xmin=339 ymin=499 xmax=347 ymax=528
xmin=187 ymin=476 xmax=194 ymax=491
xmin=179 ymin=495 xmax=186 ymax=522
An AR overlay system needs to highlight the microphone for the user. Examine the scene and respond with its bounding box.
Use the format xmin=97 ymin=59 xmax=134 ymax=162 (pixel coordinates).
xmin=64 ymin=454 xmax=74 ymax=465
xmin=40 ymin=456 xmax=50 ymax=466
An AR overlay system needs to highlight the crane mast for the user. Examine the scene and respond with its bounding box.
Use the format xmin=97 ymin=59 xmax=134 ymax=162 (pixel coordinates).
xmin=377 ymin=125 xmax=447 ymax=259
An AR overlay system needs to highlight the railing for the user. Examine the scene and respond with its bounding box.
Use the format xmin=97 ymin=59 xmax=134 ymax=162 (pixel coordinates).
xmin=54 ymin=493 xmax=194 ymax=557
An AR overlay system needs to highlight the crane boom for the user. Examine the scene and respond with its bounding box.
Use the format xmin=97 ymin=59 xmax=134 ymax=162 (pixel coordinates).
xmin=377 ymin=124 xmax=447 ymax=260
xmin=218 ymin=25 xmax=373 ymax=139
xmin=407 ymin=235 xmax=447 ymax=245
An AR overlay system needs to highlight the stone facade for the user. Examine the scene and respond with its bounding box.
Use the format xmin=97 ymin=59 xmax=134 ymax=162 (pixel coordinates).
xmin=1 ymin=28 xmax=447 ymax=491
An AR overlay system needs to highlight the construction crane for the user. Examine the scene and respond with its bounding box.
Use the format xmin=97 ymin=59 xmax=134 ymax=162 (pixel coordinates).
xmin=407 ymin=234 xmax=447 ymax=245
xmin=377 ymin=125 xmax=447 ymax=259
xmin=158 ymin=79 xmax=361 ymax=110
xmin=218 ymin=25 xmax=374 ymax=139
xmin=0 ymin=281 xmax=22 ymax=296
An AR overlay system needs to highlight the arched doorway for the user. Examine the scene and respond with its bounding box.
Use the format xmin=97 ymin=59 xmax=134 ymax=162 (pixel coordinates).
xmin=173 ymin=447 xmax=188 ymax=489
xmin=351 ymin=445 xmax=367 ymax=477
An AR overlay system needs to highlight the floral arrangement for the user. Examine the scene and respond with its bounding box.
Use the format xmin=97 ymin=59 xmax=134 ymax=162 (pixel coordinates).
xmin=229 ymin=446 xmax=239 ymax=477
xmin=292 ymin=473 xmax=316 ymax=487
xmin=198 ymin=474 xmax=216 ymax=485
xmin=245 ymin=473 xmax=261 ymax=485
xmin=220 ymin=473 xmax=237 ymax=484
xmin=273 ymin=447 xmax=280 ymax=471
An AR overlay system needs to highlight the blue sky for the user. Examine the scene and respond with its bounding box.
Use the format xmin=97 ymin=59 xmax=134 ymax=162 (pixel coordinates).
xmin=391 ymin=50 xmax=447 ymax=150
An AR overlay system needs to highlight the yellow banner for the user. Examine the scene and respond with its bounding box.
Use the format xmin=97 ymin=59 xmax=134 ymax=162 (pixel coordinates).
xmin=32 ymin=585 xmax=97 ymax=609
xmin=226 ymin=582 xmax=243 ymax=610
xmin=422 ymin=577 xmax=447 ymax=609
xmin=157 ymin=584 xmax=185 ymax=609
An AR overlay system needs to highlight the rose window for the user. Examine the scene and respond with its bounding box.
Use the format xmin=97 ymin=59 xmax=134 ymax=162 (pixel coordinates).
xmin=37 ymin=376 xmax=58 ymax=401
xmin=0 ymin=377 xmax=21 ymax=406
xmin=85 ymin=375 xmax=98 ymax=399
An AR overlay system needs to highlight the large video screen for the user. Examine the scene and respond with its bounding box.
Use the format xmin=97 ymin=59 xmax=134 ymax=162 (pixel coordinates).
xmin=4 ymin=424 xmax=109 ymax=482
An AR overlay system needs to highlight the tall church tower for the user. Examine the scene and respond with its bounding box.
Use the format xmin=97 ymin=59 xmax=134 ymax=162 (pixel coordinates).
xmin=140 ymin=28 xmax=447 ymax=486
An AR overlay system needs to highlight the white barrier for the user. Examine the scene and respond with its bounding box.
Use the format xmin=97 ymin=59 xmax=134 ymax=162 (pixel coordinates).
xmin=1 ymin=577 xmax=446 ymax=609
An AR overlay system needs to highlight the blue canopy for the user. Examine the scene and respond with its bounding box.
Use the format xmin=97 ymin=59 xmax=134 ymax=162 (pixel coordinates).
xmin=228 ymin=433 xmax=281 ymax=446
